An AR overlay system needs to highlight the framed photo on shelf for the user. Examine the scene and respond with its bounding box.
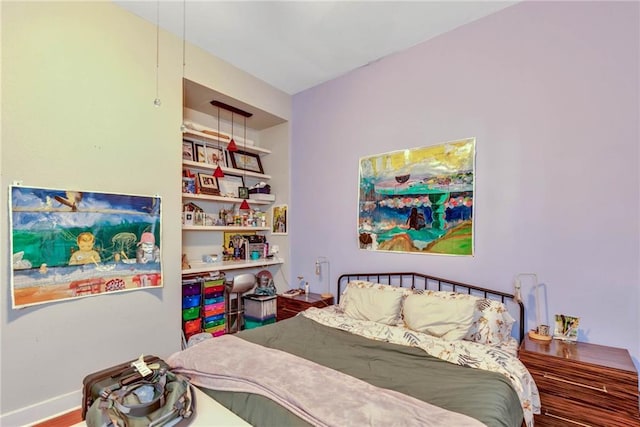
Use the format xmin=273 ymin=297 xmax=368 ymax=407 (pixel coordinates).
xmin=183 ymin=211 xmax=194 ymax=226
xmin=229 ymin=150 xmax=264 ymax=174
xmin=182 ymin=140 xmax=194 ymax=161
xmin=217 ymin=173 xmax=244 ymax=198
xmin=182 ymin=177 xmax=196 ymax=194
xmin=194 ymin=211 xmax=206 ymax=226
xmin=197 ymin=173 xmax=220 ymax=195
xmin=238 ymin=186 xmax=249 ymax=199
xmin=196 ymin=145 xmax=226 ymax=167
xmin=272 ymin=204 xmax=288 ymax=235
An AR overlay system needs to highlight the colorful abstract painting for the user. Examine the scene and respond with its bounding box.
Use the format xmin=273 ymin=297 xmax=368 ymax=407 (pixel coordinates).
xmin=358 ymin=138 xmax=475 ymax=256
xmin=10 ymin=185 xmax=162 ymax=308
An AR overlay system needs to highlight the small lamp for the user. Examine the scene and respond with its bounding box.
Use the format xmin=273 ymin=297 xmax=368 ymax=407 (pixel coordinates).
xmin=213 ymin=106 xmax=225 ymax=178
xmin=227 ymin=111 xmax=238 ymax=152
xmin=514 ymin=273 xmax=551 ymax=342
xmin=315 ymin=256 xmax=332 ymax=298
xmin=239 ymin=199 xmax=250 ymax=211
xmin=237 ymin=116 xmax=250 ymax=209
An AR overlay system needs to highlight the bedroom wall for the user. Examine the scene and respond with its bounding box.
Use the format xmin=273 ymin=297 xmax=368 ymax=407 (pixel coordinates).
xmin=291 ymin=0 xmax=640 ymax=364
xmin=0 ymin=2 xmax=290 ymax=424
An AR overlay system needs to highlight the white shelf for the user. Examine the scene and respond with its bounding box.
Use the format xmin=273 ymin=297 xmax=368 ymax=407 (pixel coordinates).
xmin=183 ymin=130 xmax=271 ymax=156
xmin=183 ymin=225 xmax=269 ymax=232
xmin=182 ymin=160 xmax=271 ymax=180
xmin=182 ymin=193 xmax=272 ymax=205
xmin=183 ymin=257 xmax=284 ymax=275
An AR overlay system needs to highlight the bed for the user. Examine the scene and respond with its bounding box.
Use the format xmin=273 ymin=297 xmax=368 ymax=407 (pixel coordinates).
xmin=168 ymin=272 xmax=540 ymax=427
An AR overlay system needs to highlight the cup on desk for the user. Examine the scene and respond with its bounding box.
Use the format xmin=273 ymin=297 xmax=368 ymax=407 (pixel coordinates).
xmin=250 ymin=251 xmax=260 ymax=260
xmin=537 ymin=324 xmax=550 ymax=336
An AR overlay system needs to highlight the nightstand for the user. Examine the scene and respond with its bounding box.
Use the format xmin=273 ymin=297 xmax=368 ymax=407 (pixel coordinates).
xmin=519 ymin=336 xmax=640 ymax=426
xmin=276 ymin=292 xmax=334 ymax=321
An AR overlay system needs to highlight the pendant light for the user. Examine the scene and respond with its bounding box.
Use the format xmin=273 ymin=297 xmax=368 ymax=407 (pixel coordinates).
xmin=153 ymin=0 xmax=161 ymax=107
xmin=239 ymin=115 xmax=250 ymax=211
xmin=213 ymin=106 xmax=225 ymax=178
xmin=227 ymin=111 xmax=238 ymax=152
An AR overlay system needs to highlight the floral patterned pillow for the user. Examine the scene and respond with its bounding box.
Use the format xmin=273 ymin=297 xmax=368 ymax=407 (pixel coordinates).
xmin=412 ymin=289 xmax=515 ymax=345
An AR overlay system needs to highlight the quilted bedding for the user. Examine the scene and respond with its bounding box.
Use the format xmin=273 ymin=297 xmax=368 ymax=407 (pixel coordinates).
xmin=169 ymin=307 xmax=539 ymax=426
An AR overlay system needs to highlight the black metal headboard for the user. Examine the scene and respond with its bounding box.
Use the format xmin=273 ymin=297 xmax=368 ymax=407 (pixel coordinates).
xmin=337 ymin=272 xmax=525 ymax=343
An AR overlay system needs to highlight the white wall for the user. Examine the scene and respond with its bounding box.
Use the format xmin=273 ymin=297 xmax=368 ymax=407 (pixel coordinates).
xmin=0 ymin=2 xmax=290 ymax=424
xmin=291 ymin=1 xmax=639 ymax=363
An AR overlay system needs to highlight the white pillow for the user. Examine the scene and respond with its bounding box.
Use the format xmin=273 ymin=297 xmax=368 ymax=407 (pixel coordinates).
xmin=342 ymin=286 xmax=405 ymax=325
xmin=340 ymin=281 xmax=412 ymax=309
xmin=402 ymin=293 xmax=476 ymax=341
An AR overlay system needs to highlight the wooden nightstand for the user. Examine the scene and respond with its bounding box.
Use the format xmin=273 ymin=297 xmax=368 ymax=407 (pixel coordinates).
xmin=276 ymin=292 xmax=334 ymax=321
xmin=519 ymin=336 xmax=640 ymax=426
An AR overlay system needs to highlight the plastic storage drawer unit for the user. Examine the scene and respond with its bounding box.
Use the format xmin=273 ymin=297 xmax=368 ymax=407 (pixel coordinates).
xmin=243 ymin=294 xmax=277 ymax=321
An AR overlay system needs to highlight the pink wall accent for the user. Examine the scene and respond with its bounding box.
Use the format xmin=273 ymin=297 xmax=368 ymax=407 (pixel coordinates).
xmin=291 ymin=1 xmax=639 ymax=362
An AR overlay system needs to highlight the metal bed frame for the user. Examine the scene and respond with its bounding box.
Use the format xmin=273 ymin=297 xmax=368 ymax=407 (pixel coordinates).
xmin=337 ymin=272 xmax=525 ymax=343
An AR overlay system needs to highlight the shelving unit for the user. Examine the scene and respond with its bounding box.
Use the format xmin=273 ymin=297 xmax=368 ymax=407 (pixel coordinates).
xmin=182 ymin=129 xmax=272 ymax=156
xmin=182 ymin=193 xmax=272 ymax=206
xmin=183 ymin=258 xmax=284 ymax=275
xmin=183 ymin=225 xmax=270 ymax=232
xmin=181 ymin=89 xmax=285 ymax=339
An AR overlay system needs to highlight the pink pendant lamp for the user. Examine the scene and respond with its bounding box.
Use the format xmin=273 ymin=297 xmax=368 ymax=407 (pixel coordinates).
xmin=239 ymin=116 xmax=250 ymax=210
xmin=213 ymin=106 xmax=225 ymax=178
xmin=227 ymin=111 xmax=238 ymax=152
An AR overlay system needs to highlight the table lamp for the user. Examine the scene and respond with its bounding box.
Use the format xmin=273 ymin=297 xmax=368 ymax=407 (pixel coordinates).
xmin=514 ymin=273 xmax=551 ymax=342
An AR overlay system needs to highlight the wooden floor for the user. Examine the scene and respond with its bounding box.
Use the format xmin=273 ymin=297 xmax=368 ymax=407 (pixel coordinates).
xmin=33 ymin=408 xmax=82 ymax=427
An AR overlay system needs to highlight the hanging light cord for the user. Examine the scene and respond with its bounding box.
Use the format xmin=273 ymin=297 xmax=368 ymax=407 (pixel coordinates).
xmin=180 ymin=0 xmax=186 ymax=129
xmin=182 ymin=0 xmax=186 ymax=73
xmin=153 ymin=0 xmax=161 ymax=106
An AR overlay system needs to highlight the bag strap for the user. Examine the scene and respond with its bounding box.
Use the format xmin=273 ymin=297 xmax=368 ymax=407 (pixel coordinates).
xmin=110 ymin=372 xmax=167 ymax=418
xmin=95 ymin=370 xmax=196 ymax=427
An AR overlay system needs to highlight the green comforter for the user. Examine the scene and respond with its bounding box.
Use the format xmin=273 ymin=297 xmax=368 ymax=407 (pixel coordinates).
xmin=202 ymin=315 xmax=523 ymax=427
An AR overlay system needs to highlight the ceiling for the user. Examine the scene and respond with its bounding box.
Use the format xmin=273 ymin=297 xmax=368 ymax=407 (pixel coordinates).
xmin=113 ymin=1 xmax=517 ymax=96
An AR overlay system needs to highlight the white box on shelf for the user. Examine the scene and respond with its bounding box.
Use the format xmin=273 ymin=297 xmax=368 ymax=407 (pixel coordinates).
xmin=249 ymin=193 xmax=275 ymax=202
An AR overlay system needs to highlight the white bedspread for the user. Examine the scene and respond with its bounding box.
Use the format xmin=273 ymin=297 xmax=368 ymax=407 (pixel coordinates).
xmin=302 ymin=306 xmax=540 ymax=427
xmin=168 ymin=334 xmax=486 ymax=427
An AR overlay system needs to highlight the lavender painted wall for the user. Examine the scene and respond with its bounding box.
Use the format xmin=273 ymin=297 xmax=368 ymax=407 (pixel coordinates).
xmin=291 ymin=1 xmax=639 ymax=362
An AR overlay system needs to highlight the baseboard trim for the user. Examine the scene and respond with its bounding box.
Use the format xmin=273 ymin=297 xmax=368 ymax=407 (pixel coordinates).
xmin=0 ymin=389 xmax=81 ymax=427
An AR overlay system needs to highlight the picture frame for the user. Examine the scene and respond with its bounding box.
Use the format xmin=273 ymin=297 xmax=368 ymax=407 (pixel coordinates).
xmin=183 ymin=211 xmax=194 ymax=226
xmin=229 ymin=150 xmax=264 ymax=174
xmin=217 ymin=173 xmax=245 ymax=198
xmin=194 ymin=211 xmax=205 ymax=226
xmin=553 ymin=314 xmax=580 ymax=341
xmin=182 ymin=177 xmax=195 ymax=194
xmin=196 ymin=145 xmax=226 ymax=167
xmin=197 ymin=173 xmax=220 ymax=195
xmin=238 ymin=186 xmax=249 ymax=199
xmin=182 ymin=140 xmax=194 ymax=161
xmin=272 ymin=204 xmax=288 ymax=235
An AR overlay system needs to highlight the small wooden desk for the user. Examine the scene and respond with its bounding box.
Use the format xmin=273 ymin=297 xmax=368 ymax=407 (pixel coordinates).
xmin=276 ymin=292 xmax=334 ymax=321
